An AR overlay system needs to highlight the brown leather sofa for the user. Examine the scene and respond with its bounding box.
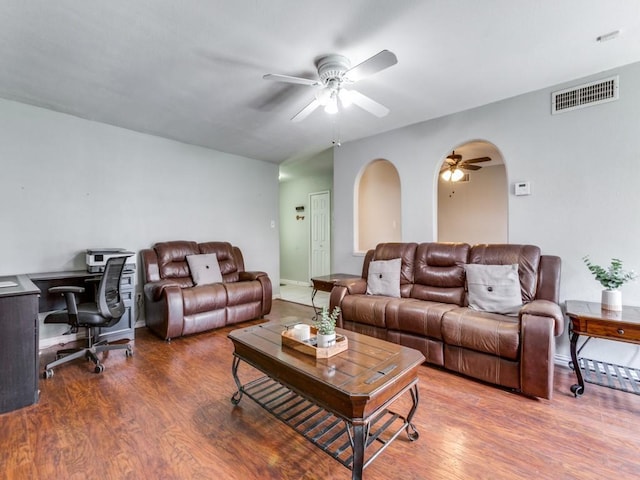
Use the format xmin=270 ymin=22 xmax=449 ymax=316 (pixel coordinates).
xmin=329 ymin=243 xmax=563 ymax=399
xmin=140 ymin=241 xmax=272 ymax=340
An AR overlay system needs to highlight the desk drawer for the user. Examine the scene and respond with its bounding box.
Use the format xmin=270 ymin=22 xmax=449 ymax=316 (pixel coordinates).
xmin=584 ymin=321 xmax=640 ymax=343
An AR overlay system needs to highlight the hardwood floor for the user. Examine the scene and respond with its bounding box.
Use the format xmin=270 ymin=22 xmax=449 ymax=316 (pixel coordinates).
xmin=2 ymin=299 xmax=640 ymax=479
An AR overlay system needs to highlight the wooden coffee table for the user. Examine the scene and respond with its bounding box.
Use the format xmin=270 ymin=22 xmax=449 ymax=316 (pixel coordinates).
xmin=228 ymin=318 xmax=425 ymax=480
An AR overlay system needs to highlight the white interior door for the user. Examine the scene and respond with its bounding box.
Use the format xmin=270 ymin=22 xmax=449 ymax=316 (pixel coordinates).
xmin=309 ymin=191 xmax=331 ymax=278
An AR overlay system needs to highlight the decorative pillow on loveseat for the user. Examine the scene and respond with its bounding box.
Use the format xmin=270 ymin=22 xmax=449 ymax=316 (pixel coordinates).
xmin=366 ymin=258 xmax=402 ymax=297
xmin=186 ymin=253 xmax=223 ymax=286
xmin=465 ymin=263 xmax=523 ymax=316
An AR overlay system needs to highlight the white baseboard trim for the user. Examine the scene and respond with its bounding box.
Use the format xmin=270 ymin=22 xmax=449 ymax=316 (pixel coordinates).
xmin=280 ymin=278 xmax=311 ymax=287
xmin=555 ymin=353 xmax=572 ymax=369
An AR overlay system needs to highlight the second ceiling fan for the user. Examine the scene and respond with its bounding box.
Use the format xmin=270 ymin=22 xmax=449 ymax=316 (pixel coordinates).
xmin=440 ymin=151 xmax=492 ymax=182
xmin=263 ymin=50 xmax=398 ymax=122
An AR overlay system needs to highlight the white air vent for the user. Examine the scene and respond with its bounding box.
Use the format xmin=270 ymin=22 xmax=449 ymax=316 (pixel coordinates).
xmin=552 ymin=76 xmax=618 ymax=114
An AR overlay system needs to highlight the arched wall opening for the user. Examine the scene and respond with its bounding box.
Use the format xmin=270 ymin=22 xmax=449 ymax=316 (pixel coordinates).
xmin=437 ymin=140 xmax=508 ymax=244
xmin=355 ymin=158 xmax=401 ymax=253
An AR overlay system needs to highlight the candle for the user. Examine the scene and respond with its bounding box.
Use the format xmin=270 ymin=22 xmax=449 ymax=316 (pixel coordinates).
xmin=293 ymin=323 xmax=311 ymax=341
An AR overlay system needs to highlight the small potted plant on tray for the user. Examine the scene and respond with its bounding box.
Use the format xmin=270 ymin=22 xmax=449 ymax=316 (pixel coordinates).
xmin=583 ymin=256 xmax=637 ymax=311
xmin=314 ymin=306 xmax=341 ymax=348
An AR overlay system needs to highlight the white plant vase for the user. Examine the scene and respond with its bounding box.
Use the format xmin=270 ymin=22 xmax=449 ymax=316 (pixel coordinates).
xmin=316 ymin=333 xmax=336 ymax=348
xmin=601 ymin=289 xmax=622 ymax=311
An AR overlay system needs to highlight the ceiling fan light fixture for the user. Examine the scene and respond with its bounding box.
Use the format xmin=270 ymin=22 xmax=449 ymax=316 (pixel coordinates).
xmin=338 ymin=88 xmax=352 ymax=108
xmin=451 ymin=168 xmax=464 ymax=182
xmin=324 ymin=95 xmax=338 ymax=114
xmin=441 ymin=169 xmax=452 ymax=181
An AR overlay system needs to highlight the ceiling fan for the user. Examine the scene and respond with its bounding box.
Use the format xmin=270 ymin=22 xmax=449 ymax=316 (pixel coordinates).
xmin=263 ymin=50 xmax=398 ymax=122
xmin=440 ymin=151 xmax=491 ymax=182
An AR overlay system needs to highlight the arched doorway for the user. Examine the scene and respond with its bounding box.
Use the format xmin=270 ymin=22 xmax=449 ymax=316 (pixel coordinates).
xmin=356 ymin=159 xmax=401 ymax=252
xmin=437 ymin=141 xmax=508 ymax=244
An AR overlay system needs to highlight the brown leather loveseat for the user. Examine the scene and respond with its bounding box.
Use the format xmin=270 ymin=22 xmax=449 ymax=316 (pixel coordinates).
xmin=141 ymin=241 xmax=272 ymax=340
xmin=330 ymin=243 xmax=563 ymax=399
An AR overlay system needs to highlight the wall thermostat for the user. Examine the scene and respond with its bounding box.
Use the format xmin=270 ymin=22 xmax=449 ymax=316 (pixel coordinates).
xmin=514 ymin=182 xmax=531 ymax=196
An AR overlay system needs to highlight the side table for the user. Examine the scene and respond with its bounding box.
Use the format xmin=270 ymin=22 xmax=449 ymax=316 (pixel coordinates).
xmin=566 ymin=300 xmax=640 ymax=397
xmin=310 ymin=273 xmax=359 ymax=318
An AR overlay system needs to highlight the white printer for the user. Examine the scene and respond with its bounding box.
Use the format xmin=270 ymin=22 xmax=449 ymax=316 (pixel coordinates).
xmin=86 ymin=248 xmax=136 ymax=273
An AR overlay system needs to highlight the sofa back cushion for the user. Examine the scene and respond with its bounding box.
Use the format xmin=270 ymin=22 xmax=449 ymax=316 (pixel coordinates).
xmin=198 ymin=242 xmax=241 ymax=282
xmin=411 ymin=242 xmax=469 ymax=305
xmin=372 ymin=243 xmax=418 ymax=298
xmin=468 ymin=244 xmax=541 ymax=303
xmin=154 ymin=241 xmax=200 ymax=288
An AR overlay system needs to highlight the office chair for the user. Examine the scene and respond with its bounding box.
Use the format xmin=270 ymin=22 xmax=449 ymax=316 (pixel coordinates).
xmin=43 ymin=255 xmax=133 ymax=378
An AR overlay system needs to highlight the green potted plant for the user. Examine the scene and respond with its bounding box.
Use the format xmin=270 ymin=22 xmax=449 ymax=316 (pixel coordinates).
xmin=314 ymin=306 xmax=341 ymax=348
xmin=583 ymin=256 xmax=637 ymax=311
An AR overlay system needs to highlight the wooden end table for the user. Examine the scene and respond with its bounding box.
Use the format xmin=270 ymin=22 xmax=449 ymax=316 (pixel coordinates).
xmin=228 ymin=318 xmax=425 ymax=480
xmin=566 ymin=300 xmax=640 ymax=397
xmin=310 ymin=273 xmax=359 ymax=317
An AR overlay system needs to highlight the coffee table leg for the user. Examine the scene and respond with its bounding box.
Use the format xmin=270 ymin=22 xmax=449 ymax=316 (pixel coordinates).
xmin=405 ymin=385 xmax=420 ymax=440
xmin=351 ymin=422 xmax=366 ymax=480
xmin=230 ymin=356 xmax=244 ymax=405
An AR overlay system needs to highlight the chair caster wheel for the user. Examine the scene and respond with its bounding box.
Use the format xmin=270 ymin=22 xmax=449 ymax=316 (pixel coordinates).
xmin=125 ymin=347 xmax=133 ymax=357
xmin=94 ymin=364 xmax=105 ymax=374
xmin=43 ymin=369 xmax=54 ymax=379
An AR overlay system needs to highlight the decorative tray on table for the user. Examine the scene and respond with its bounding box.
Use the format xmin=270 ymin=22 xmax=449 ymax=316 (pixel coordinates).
xmin=281 ymin=326 xmax=348 ymax=359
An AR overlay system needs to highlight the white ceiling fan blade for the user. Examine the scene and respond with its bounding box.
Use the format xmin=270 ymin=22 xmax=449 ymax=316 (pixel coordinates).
xmin=291 ymin=99 xmax=320 ymax=122
xmin=348 ymin=90 xmax=390 ymax=117
xmin=345 ymin=50 xmax=398 ymax=82
xmin=263 ymin=73 xmax=320 ymax=86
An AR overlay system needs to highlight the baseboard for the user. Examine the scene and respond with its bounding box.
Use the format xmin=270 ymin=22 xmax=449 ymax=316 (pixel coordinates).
xmin=39 ymin=332 xmax=86 ymax=350
xmin=555 ymin=353 xmax=571 ymax=369
xmin=280 ymin=278 xmax=312 ymax=287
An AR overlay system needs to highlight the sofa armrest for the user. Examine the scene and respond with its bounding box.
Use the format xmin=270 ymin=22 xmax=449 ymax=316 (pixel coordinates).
xmin=520 ymin=299 xmax=564 ymax=336
xmin=335 ymin=277 xmax=367 ymax=295
xmin=238 ymin=271 xmax=268 ymax=282
xmin=238 ymin=271 xmax=272 ymax=316
xmin=143 ymin=280 xmax=185 ymax=340
xmin=519 ymin=299 xmax=563 ymax=399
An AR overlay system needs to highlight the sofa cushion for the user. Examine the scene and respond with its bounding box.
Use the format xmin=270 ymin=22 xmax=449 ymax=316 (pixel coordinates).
xmin=385 ymin=298 xmax=458 ymax=340
xmin=199 ymin=242 xmax=240 ymax=282
xmin=441 ymin=308 xmax=520 ymax=360
xmin=182 ymin=284 xmax=228 ymax=315
xmin=186 ymin=253 xmax=223 ymax=286
xmin=339 ymin=294 xmax=391 ymax=328
xmin=469 ymin=244 xmax=541 ymax=302
xmin=465 ymin=263 xmax=522 ymax=316
xmin=367 ymin=258 xmax=401 ymax=297
xmin=411 ymin=242 xmax=469 ymax=305
xmin=372 ymin=243 xmax=418 ymax=297
xmin=154 ymin=240 xmax=200 ymax=288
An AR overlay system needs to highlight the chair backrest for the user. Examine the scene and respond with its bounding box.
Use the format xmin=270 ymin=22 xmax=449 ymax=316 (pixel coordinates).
xmin=97 ymin=256 xmax=129 ymax=320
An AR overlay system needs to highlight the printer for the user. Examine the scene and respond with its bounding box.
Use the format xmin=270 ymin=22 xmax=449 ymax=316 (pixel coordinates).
xmin=86 ymin=248 xmax=136 ymax=273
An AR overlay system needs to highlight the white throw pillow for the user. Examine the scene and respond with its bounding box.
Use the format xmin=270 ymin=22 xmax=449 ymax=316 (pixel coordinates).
xmin=465 ymin=264 xmax=523 ymax=316
xmin=366 ymin=258 xmax=402 ymax=298
xmin=186 ymin=253 xmax=223 ymax=286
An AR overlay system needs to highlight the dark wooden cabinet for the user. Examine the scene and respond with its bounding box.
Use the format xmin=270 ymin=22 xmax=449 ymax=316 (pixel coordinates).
xmin=0 ymin=275 xmax=40 ymax=414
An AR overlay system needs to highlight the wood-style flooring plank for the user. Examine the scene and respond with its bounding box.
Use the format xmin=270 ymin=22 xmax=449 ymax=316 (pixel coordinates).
xmin=1 ymin=299 xmax=639 ymax=479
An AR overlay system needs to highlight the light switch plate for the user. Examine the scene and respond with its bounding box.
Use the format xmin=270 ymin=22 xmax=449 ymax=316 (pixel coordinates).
xmin=515 ymin=182 xmax=531 ymax=196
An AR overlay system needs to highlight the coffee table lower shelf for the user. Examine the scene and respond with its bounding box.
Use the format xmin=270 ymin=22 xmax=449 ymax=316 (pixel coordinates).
xmin=231 ymin=372 xmax=418 ymax=473
xmin=574 ymin=357 xmax=640 ymax=395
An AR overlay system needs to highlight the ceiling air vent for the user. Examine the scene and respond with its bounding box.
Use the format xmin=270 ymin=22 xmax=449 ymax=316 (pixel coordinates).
xmin=551 ymin=75 xmax=618 ymax=114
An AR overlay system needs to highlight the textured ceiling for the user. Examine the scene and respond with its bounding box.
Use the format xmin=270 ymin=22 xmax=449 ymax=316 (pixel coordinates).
xmin=1 ymin=1 xmax=639 ymax=167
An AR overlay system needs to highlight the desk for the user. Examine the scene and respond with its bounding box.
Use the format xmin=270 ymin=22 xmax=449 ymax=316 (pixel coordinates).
xmin=0 ymin=275 xmax=40 ymax=414
xmin=29 ymin=269 xmax=136 ymax=344
xmin=566 ymin=300 xmax=640 ymax=397
xmin=310 ymin=273 xmax=359 ymax=317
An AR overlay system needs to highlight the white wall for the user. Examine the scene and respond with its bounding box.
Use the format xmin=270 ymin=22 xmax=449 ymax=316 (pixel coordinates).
xmin=0 ymin=98 xmax=280 ymax=297
xmin=279 ymin=167 xmax=332 ymax=285
xmin=438 ymin=165 xmax=508 ymax=244
xmin=333 ymin=61 xmax=640 ymax=365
